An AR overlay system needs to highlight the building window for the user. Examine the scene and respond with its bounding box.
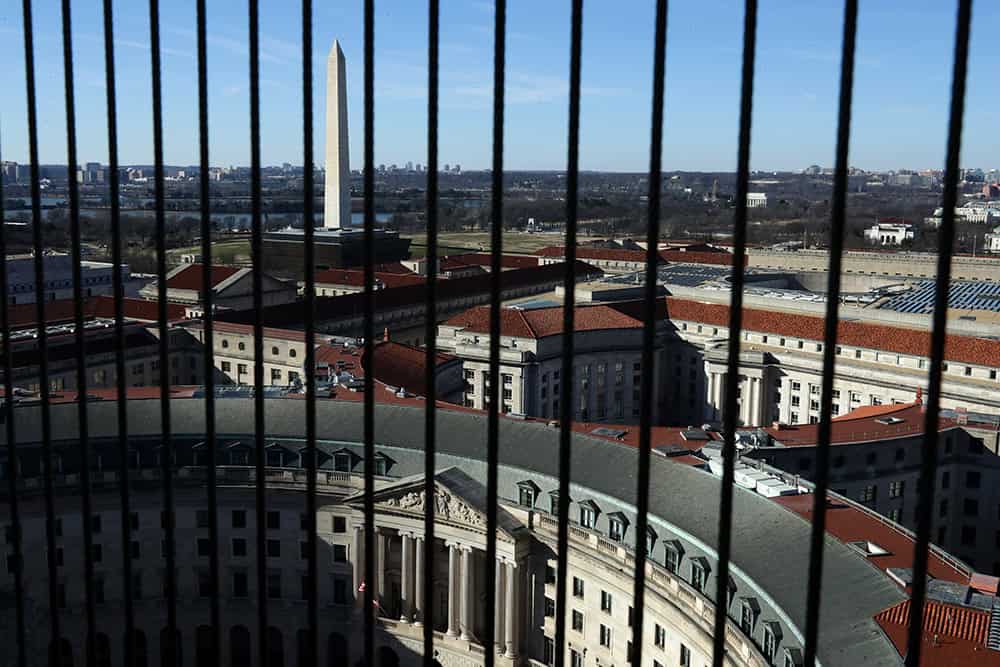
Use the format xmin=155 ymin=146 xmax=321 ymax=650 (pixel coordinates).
xmin=267 ymin=571 xmax=282 ymax=599
xmin=266 ymin=539 xmax=281 ymax=558
xmin=333 ymin=545 xmax=348 ymax=562
xmin=664 ymin=541 xmax=683 ymax=573
xmin=600 ymin=590 xmax=612 ymax=613
xmin=762 ymin=624 xmax=781 ymax=663
xmin=232 ymin=571 xmax=248 ymax=598
xmin=680 ymin=644 xmax=691 ymax=667
xmin=572 ymin=576 xmax=584 ymax=598
xmin=572 ymin=610 xmax=583 ymax=632
xmin=233 ymin=538 xmax=247 ymax=557
xmin=608 ymin=515 xmax=627 ymax=543
xmin=967 ymin=471 xmax=981 ymax=489
xmin=544 ymin=596 xmax=555 ymax=618
xmin=570 ymin=650 xmax=583 ymax=667
xmin=580 ymin=504 xmax=597 ymax=529
xmin=518 ymin=483 xmax=537 ymax=508
xmin=543 ymin=638 xmax=555 ymax=666
xmin=889 ymin=481 xmax=904 ymax=498
xmin=691 ymin=559 xmax=708 ymax=592
xmin=545 ymin=565 xmax=556 ymax=585
xmin=232 ymin=510 xmax=247 ymax=529
xmin=964 ymin=499 xmax=979 ymax=517
xmin=654 ymin=623 xmax=666 ymax=648
xmin=599 ymin=624 xmax=611 ymax=648
xmin=861 ymin=485 xmax=877 ymax=503
xmin=221 ymin=361 xmax=232 ymax=373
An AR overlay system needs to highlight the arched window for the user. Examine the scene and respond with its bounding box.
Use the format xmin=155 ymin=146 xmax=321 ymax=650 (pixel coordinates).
xmin=326 ymin=633 xmax=348 ymax=667
xmin=50 ymin=639 xmax=73 ymax=667
xmin=267 ymin=627 xmax=284 ymax=667
xmin=296 ymin=629 xmax=311 ymax=667
xmin=160 ymin=627 xmax=182 ymax=667
xmin=230 ymin=626 xmax=251 ymax=667
xmin=95 ymin=633 xmax=112 ymax=667
xmin=196 ymin=626 xmax=214 ymax=667
xmin=127 ymin=630 xmax=148 ymax=667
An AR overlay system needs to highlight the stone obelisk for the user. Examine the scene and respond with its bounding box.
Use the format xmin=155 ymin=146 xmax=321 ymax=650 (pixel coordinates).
xmin=324 ymin=40 xmax=351 ymax=229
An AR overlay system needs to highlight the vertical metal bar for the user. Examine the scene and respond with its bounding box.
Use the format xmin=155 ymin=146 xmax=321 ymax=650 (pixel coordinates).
xmin=629 ymin=0 xmax=667 ymax=665
xmin=362 ymin=1 xmax=376 ymax=664
xmin=100 ymin=0 xmax=136 ymax=660
xmin=59 ymin=0 xmax=99 ymax=663
xmin=484 ymin=0 xmax=507 ymax=664
xmin=195 ymin=0 xmax=222 ymax=660
xmin=148 ymin=2 xmax=179 ymax=661
xmin=0 ymin=122 xmax=29 ymax=667
xmin=905 ymin=2 xmax=973 ymax=664
xmin=801 ymin=3 xmax=857 ymax=665
xmin=422 ymin=0 xmax=440 ymax=662
xmin=19 ymin=1 xmax=62 ymax=659
xmin=711 ymin=1 xmax=757 ymax=664
xmin=301 ymin=0 xmax=319 ymax=664
xmin=247 ymin=0 xmax=269 ymax=662
xmin=553 ymin=1 xmax=579 ymax=666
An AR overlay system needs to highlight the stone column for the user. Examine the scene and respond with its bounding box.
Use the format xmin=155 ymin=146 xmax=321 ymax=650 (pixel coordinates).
xmin=400 ymin=533 xmax=412 ymax=622
xmin=504 ymin=561 xmax=518 ymax=658
xmin=352 ymin=525 xmax=364 ymax=601
xmin=413 ymin=536 xmax=424 ymax=626
xmin=713 ymin=372 xmax=725 ymax=418
xmin=460 ymin=547 xmax=473 ymax=641
xmin=447 ymin=544 xmax=459 ymax=636
xmin=376 ymin=529 xmax=387 ymax=608
xmin=494 ymin=559 xmax=506 ymax=654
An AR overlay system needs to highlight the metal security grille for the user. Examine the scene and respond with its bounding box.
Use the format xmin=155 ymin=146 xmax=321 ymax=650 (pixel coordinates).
xmin=0 ymin=1 xmax=975 ymax=667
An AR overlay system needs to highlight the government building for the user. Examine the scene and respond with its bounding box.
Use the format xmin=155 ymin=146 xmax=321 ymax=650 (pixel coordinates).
xmin=3 ymin=394 xmax=1000 ymax=666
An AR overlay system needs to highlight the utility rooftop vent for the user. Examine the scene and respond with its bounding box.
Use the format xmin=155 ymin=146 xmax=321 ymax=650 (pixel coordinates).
xmin=653 ymin=444 xmax=690 ymax=458
xmin=848 ymin=541 xmax=891 ymax=557
xmin=591 ymin=427 xmax=627 ymax=439
xmin=681 ymin=429 xmax=710 ymax=441
xmin=875 ymin=416 xmax=905 ymax=425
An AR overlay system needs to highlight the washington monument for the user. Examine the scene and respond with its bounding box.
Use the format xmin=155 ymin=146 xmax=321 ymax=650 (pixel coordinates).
xmin=324 ymin=40 xmax=351 ymax=229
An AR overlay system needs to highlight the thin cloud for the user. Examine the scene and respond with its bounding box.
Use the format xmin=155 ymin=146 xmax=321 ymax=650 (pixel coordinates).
xmin=167 ymin=27 xmax=290 ymax=65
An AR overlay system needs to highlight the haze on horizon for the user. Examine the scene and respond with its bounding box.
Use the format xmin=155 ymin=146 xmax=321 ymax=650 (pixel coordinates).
xmin=0 ymin=0 xmax=997 ymax=173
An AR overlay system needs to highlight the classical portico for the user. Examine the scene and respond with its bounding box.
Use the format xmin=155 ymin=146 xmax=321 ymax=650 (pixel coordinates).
xmin=345 ymin=467 xmax=529 ymax=660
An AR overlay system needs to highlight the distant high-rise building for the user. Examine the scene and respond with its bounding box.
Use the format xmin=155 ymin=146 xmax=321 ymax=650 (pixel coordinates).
xmin=443 ymin=163 xmax=451 ymax=172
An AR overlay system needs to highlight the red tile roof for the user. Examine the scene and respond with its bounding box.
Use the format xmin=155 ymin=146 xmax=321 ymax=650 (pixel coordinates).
xmin=5 ymin=296 xmax=187 ymax=329
xmin=443 ymin=253 xmax=540 ymax=270
xmin=444 ymin=303 xmax=644 ymax=339
xmin=88 ymin=296 xmax=188 ymax=323
xmin=874 ymin=599 xmax=1000 ymax=666
xmin=361 ymin=340 xmax=458 ymax=398
xmin=314 ymin=269 xmax=424 ymax=289
xmin=165 ymin=264 xmax=241 ymax=290
xmin=762 ymin=402 xmax=961 ymax=447
xmin=665 ymin=296 xmax=1000 ymax=367
xmin=536 ymin=245 xmax=662 ymax=263
xmin=774 ymin=493 xmax=968 ymax=584
xmin=659 ymin=249 xmax=739 ymax=266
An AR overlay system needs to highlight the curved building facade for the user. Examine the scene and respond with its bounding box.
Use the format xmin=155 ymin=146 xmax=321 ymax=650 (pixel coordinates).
xmin=0 ymin=397 xmax=960 ymax=666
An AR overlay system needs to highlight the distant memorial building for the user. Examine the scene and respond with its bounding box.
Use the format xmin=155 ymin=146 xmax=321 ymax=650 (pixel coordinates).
xmin=263 ymin=40 xmax=409 ymax=275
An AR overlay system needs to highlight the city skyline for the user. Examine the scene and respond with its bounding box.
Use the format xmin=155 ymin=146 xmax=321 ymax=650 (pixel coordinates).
xmin=0 ymin=1 xmax=997 ymax=172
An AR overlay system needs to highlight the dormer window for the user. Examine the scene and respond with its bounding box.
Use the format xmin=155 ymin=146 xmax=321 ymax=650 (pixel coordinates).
xmin=191 ymin=442 xmax=209 ymax=466
xmin=332 ymin=450 xmax=353 ymax=472
xmin=372 ymin=453 xmax=393 ymax=477
xmin=782 ymin=648 xmax=803 ymax=667
xmin=517 ymin=480 xmax=540 ymax=508
xmin=690 ymin=557 xmax=710 ymax=593
xmin=740 ymin=597 xmax=760 ymax=635
xmin=548 ymin=491 xmax=569 ymax=515
xmin=607 ymin=512 xmax=629 ymax=543
xmin=228 ymin=443 xmax=251 ymax=466
xmin=645 ymin=526 xmax=658 ymax=556
xmin=762 ymin=622 xmax=782 ymax=663
xmin=664 ymin=539 xmax=684 ymax=573
xmin=578 ymin=500 xmax=600 ymax=529
xmin=265 ymin=444 xmax=287 ymax=468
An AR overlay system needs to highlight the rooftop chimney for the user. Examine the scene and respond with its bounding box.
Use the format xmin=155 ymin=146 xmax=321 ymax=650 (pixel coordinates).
xmin=383 ymin=327 xmax=390 ymax=342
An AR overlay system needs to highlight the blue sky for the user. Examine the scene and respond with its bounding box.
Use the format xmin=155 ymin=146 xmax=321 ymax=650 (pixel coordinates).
xmin=0 ymin=0 xmax=997 ymax=172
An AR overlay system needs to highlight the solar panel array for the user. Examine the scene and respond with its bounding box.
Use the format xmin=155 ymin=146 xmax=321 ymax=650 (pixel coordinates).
xmin=880 ymin=280 xmax=1000 ymax=314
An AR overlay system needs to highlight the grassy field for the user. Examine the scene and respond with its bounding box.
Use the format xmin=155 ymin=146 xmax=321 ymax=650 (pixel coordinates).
xmin=402 ymin=231 xmax=564 ymax=257
xmin=166 ymin=231 xmax=561 ymax=265
xmin=168 ymin=240 xmax=252 ymax=266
